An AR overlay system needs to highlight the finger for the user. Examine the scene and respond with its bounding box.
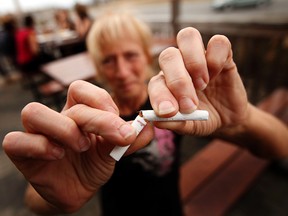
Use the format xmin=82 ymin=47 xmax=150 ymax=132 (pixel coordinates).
xmin=158 ymin=47 xmax=199 ymax=114
xmin=63 ymin=80 xmax=119 ymax=115
xmin=21 ymin=102 xmax=91 ymax=152
xmin=206 ymin=35 xmax=234 ymax=80
xmin=177 ymin=27 xmax=209 ymax=90
xmin=3 ymin=131 xmax=65 ymax=160
xmin=125 ymin=122 xmax=154 ymax=155
xmin=65 ymin=104 xmax=137 ymax=146
xmin=148 ymin=72 xmax=179 ymax=117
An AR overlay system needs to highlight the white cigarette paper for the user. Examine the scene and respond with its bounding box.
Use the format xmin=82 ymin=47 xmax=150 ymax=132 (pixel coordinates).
xmin=109 ymin=110 xmax=209 ymax=161
xmin=110 ymin=115 xmax=147 ymax=161
xmin=140 ymin=110 xmax=209 ymax=121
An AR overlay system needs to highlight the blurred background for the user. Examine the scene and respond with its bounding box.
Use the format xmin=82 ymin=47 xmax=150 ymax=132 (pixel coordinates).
xmin=0 ymin=0 xmax=288 ymax=215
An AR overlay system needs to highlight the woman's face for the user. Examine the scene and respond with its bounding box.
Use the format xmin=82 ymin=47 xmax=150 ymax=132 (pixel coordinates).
xmin=99 ymin=39 xmax=149 ymax=101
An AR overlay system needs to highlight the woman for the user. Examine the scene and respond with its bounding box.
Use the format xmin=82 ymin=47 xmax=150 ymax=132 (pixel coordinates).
xmin=0 ymin=14 xmax=17 ymax=78
xmin=87 ymin=12 xmax=183 ymax=216
xmin=54 ymin=9 xmax=74 ymax=31
xmin=74 ymin=3 xmax=92 ymax=38
xmin=3 ymin=11 xmax=288 ymax=216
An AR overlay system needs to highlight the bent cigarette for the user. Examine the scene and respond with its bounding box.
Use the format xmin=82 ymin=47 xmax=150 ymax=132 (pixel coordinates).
xmin=110 ymin=115 xmax=147 ymax=161
xmin=109 ymin=110 xmax=209 ymax=161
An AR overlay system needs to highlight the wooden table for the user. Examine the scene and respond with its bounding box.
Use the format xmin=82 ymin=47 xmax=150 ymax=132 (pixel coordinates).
xmin=41 ymin=52 xmax=96 ymax=87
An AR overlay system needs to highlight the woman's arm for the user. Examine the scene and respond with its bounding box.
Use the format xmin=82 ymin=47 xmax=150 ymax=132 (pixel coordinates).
xmin=215 ymin=103 xmax=288 ymax=159
xmin=28 ymin=31 xmax=39 ymax=55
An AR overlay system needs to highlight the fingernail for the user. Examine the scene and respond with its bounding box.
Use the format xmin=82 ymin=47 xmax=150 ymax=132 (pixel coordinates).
xmin=158 ymin=101 xmax=176 ymax=115
xmin=179 ymin=97 xmax=197 ymax=113
xmin=119 ymin=124 xmax=136 ymax=140
xmin=195 ymin=78 xmax=207 ymax=90
xmin=79 ymin=137 xmax=91 ymax=152
xmin=52 ymin=147 xmax=65 ymax=159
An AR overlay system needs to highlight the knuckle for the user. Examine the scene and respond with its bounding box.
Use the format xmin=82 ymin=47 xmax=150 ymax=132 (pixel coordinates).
xmin=95 ymin=86 xmax=111 ymax=99
xmin=211 ymin=34 xmax=230 ymax=42
xmin=207 ymin=59 xmax=221 ymax=72
xmin=149 ymin=72 xmax=164 ymax=83
xmin=67 ymin=80 xmax=86 ymax=96
xmin=185 ymin=59 xmax=204 ymax=72
xmin=159 ymin=47 xmax=179 ymax=65
xmin=177 ymin=27 xmax=201 ymax=41
xmin=2 ymin=132 xmax=18 ymax=152
xmin=167 ymin=76 xmax=189 ymax=91
xmin=210 ymin=34 xmax=231 ymax=50
xmin=21 ymin=102 xmax=43 ymax=122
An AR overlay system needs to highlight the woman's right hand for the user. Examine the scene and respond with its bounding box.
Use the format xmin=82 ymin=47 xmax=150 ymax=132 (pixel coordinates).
xmin=2 ymin=80 xmax=153 ymax=213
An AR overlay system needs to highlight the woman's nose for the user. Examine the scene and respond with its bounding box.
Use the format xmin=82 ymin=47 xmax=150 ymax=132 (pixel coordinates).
xmin=116 ymin=57 xmax=130 ymax=77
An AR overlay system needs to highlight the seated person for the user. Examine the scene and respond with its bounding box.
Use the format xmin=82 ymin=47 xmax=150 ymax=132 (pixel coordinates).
xmin=15 ymin=14 xmax=39 ymax=75
xmin=54 ymin=9 xmax=74 ymax=31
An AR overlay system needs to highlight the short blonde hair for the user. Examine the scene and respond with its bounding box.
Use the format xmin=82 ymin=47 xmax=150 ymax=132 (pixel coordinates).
xmin=86 ymin=12 xmax=153 ymax=72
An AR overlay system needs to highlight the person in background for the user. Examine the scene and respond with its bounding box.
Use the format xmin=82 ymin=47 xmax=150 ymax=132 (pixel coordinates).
xmin=86 ymin=12 xmax=183 ymax=216
xmin=73 ymin=3 xmax=92 ymax=38
xmin=2 ymin=12 xmax=288 ymax=216
xmin=15 ymin=14 xmax=39 ymax=76
xmin=54 ymin=9 xmax=74 ymax=31
xmin=0 ymin=14 xmax=17 ymax=79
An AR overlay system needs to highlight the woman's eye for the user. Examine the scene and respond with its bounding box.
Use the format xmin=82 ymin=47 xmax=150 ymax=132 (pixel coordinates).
xmin=102 ymin=56 xmax=115 ymax=66
xmin=125 ymin=52 xmax=139 ymax=61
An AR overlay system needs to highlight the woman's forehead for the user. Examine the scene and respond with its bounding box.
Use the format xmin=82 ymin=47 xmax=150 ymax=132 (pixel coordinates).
xmin=101 ymin=39 xmax=143 ymax=53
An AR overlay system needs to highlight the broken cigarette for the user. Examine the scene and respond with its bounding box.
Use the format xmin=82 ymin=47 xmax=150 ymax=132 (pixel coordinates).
xmin=109 ymin=110 xmax=209 ymax=161
xmin=109 ymin=115 xmax=147 ymax=161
